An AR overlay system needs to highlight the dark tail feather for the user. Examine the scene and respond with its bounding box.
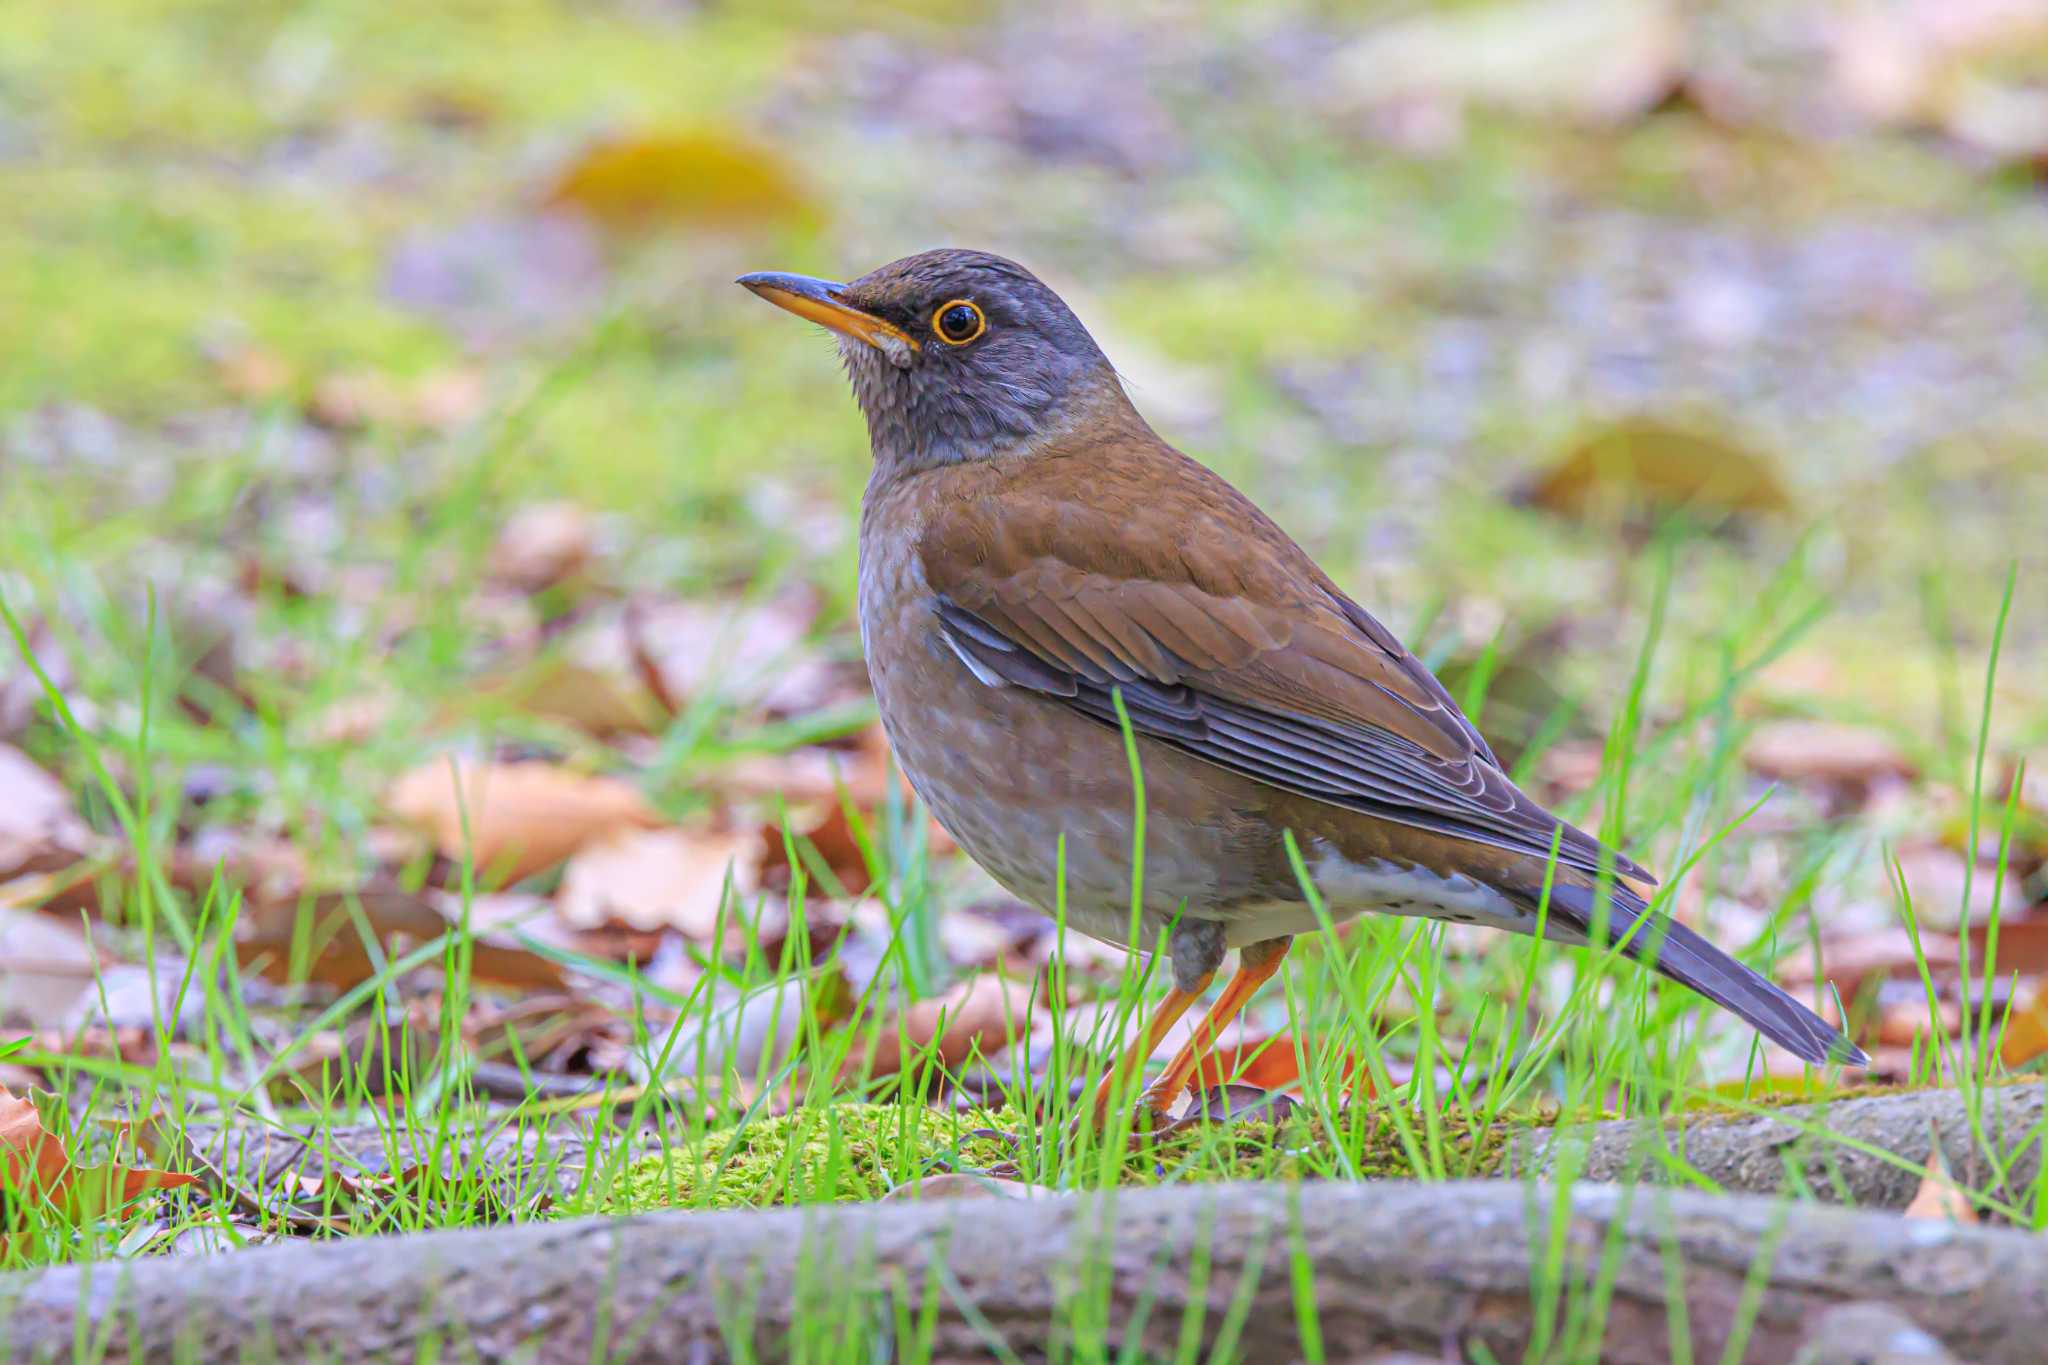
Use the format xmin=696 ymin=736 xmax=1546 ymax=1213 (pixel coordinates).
xmin=1541 ymin=882 xmax=1867 ymax=1068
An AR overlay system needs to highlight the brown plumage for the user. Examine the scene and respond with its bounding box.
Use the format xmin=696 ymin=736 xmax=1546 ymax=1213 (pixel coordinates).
xmin=740 ymin=249 xmax=1864 ymax=1123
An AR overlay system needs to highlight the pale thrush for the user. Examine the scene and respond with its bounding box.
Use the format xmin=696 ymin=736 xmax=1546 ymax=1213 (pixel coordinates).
xmin=740 ymin=249 xmax=1865 ymax=1121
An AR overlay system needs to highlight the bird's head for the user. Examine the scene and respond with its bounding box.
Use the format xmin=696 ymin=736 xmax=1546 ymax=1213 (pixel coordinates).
xmin=739 ymin=249 xmax=1128 ymax=474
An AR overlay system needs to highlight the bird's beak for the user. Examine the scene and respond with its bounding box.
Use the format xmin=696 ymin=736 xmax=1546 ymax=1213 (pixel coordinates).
xmin=737 ymin=272 xmax=920 ymax=360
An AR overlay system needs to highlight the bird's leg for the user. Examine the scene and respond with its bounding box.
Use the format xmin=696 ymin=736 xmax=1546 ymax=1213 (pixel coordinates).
xmin=1088 ymin=917 xmax=1225 ymax=1127
xmin=1140 ymin=936 xmax=1292 ymax=1117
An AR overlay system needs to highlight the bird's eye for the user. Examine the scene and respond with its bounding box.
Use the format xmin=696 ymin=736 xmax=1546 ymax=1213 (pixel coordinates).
xmin=931 ymin=299 xmax=985 ymax=345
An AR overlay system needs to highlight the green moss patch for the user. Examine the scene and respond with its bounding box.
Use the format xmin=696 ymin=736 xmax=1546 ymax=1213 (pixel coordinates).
xmin=568 ymin=1104 xmax=1021 ymax=1214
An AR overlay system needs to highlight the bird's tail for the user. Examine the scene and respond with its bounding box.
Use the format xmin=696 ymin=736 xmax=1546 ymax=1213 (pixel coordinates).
xmin=1528 ymin=879 xmax=1867 ymax=1068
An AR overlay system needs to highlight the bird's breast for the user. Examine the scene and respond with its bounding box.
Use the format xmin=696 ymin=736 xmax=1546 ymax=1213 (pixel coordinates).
xmin=855 ymin=502 xmax=1286 ymax=944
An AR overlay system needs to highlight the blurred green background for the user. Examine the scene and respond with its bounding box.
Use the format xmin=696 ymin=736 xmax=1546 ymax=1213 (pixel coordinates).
xmin=3 ymin=0 xmax=2044 ymax=738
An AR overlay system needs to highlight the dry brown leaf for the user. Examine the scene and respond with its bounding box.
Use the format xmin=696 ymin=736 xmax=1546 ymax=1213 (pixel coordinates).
xmin=1 ymin=1085 xmax=197 ymax=1223
xmin=0 ymin=908 xmax=101 ymax=1028
xmin=477 ymin=657 xmax=662 ymax=738
xmin=235 ymin=887 xmax=569 ymax=993
xmin=883 ymin=1171 xmax=1048 ymax=1202
xmin=847 ymin=973 xmax=1042 ymax=1083
xmin=1522 ymin=418 xmax=1793 ymax=523
xmin=1965 ymin=916 xmax=2048 ymax=979
xmin=761 ymin=804 xmax=876 ymax=896
xmin=713 ymin=727 xmax=895 ymax=809
xmin=1902 ymin=1138 xmax=1976 ymax=1223
xmin=0 ymin=744 xmax=96 ymax=885
xmin=1894 ymin=844 xmax=2029 ymax=926
xmin=542 ymin=129 xmax=820 ymax=234
xmin=1873 ymin=999 xmax=1962 ymax=1049
xmin=386 ymin=759 xmax=660 ymax=884
xmin=488 ymin=502 xmax=595 ymax=594
xmin=557 ymin=826 xmax=765 ymax=941
xmin=630 ymin=593 xmax=841 ymax=717
xmin=1743 ymin=721 xmax=1915 ymax=789
xmin=1779 ymin=926 xmax=1960 ymax=1003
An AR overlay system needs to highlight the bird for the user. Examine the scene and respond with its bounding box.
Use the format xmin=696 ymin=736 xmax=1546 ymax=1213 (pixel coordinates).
xmin=739 ymin=248 xmax=1866 ymax=1124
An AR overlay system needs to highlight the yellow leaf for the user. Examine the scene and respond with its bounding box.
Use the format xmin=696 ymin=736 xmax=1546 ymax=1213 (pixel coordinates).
xmin=543 ymin=130 xmax=821 ymax=235
xmin=1523 ymin=418 xmax=1793 ymax=523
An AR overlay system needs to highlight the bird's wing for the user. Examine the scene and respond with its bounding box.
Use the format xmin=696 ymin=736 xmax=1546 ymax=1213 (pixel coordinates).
xmin=917 ymin=443 xmax=1653 ymax=884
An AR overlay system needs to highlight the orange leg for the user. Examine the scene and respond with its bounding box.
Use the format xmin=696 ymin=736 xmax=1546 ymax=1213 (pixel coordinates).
xmin=1088 ymin=976 xmax=1213 ymax=1126
xmin=1141 ymin=938 xmax=1292 ymax=1116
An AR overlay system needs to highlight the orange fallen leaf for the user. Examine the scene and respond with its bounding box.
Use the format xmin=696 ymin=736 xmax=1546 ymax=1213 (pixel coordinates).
xmin=557 ymin=825 xmax=766 ymax=943
xmin=846 ymin=974 xmax=1042 ymax=1083
xmin=386 ymin=758 xmax=660 ymax=884
xmin=1189 ymin=1032 xmax=1366 ymax=1095
xmin=1 ymin=1085 xmax=196 ymax=1224
xmin=1902 ymin=1137 xmax=1976 ymax=1224
xmin=1998 ymin=982 xmax=2048 ymax=1067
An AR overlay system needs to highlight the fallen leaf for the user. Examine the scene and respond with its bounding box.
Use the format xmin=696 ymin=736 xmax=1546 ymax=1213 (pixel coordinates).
xmin=235 ymin=887 xmax=569 ymax=992
xmin=1744 ymin=721 xmax=1915 ymax=790
xmin=1172 ymin=1083 xmax=1301 ymax=1127
xmin=1874 ymin=998 xmax=1962 ymax=1049
xmin=1521 ymin=418 xmax=1793 ymax=524
xmin=761 ymin=803 xmax=874 ymax=896
xmin=488 ymin=502 xmax=596 ymax=594
xmin=1902 ymin=1138 xmax=1976 ymax=1224
xmin=1 ymin=1085 xmax=196 ymax=1223
xmin=629 ymin=593 xmax=842 ymax=717
xmin=713 ymin=731 xmax=893 ymax=809
xmin=476 ymin=656 xmax=663 ymax=738
xmin=542 ymin=129 xmax=821 ymax=235
xmin=1966 ymin=917 xmax=2048 ymax=978
xmin=0 ymin=909 xmax=101 ymax=1028
xmin=847 ymin=974 xmax=1042 ymax=1083
xmin=386 ymin=758 xmax=660 ymax=884
xmin=1998 ymin=981 xmax=2048 ymax=1067
xmin=1894 ymin=844 xmax=2029 ymax=926
xmin=1779 ymin=926 xmax=1960 ymax=1007
xmin=557 ymin=825 xmax=766 ymax=942
xmin=882 ymin=1170 xmax=1048 ymax=1202
xmin=0 ymin=744 xmax=96 ymax=884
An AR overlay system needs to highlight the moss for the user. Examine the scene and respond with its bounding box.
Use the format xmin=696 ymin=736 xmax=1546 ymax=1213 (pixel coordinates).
xmin=569 ymin=1104 xmax=1022 ymax=1214
xmin=574 ymin=1099 xmax=1605 ymax=1217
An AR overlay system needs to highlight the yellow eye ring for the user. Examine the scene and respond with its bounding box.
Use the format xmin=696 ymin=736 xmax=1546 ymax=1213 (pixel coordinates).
xmin=931 ymin=299 xmax=986 ymax=345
